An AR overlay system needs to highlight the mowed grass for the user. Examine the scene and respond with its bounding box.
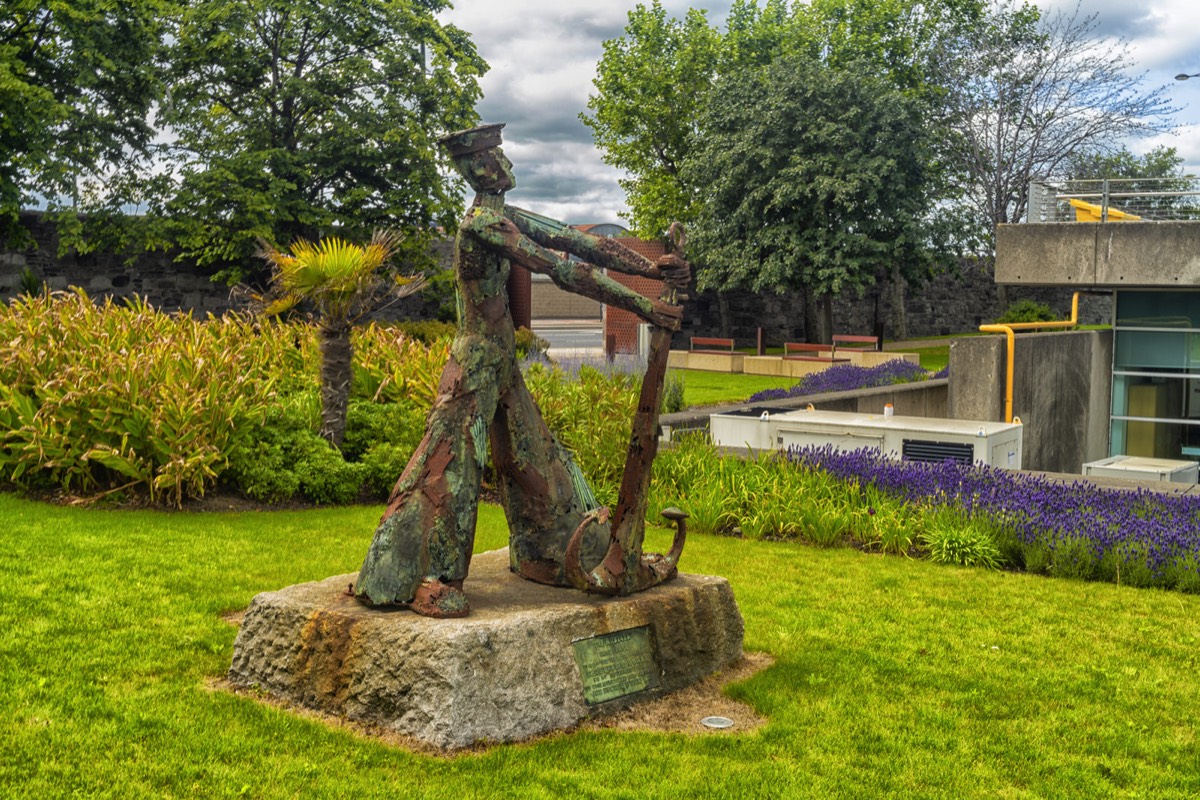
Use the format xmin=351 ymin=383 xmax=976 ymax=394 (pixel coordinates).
xmin=676 ymin=369 xmax=796 ymax=407
xmin=3 ymin=492 xmax=1200 ymax=798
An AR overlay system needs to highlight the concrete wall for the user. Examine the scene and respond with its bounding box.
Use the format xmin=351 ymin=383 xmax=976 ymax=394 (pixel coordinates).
xmin=996 ymin=221 xmax=1200 ymax=287
xmin=948 ymin=330 xmax=1113 ymax=474
xmin=661 ymin=380 xmax=948 ymax=436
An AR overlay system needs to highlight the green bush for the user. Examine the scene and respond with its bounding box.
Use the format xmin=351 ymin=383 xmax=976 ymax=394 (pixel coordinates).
xmin=394 ymin=319 xmax=457 ymax=343
xmin=525 ymin=362 xmax=638 ymax=506
xmin=293 ymin=440 xmax=367 ymax=505
xmin=343 ymin=400 xmax=428 ymax=496
xmin=661 ymin=370 xmax=685 ymax=415
xmin=0 ymin=290 xmax=280 ymax=505
xmin=919 ymin=509 xmax=1002 ymax=569
xmin=995 ymin=299 xmax=1058 ymax=324
xmin=351 ymin=323 xmax=449 ymax=408
xmin=225 ymin=408 xmax=367 ymax=505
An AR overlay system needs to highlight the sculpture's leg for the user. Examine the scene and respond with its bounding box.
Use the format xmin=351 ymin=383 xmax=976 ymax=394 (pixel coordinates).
xmin=490 ymin=371 xmax=608 ymax=585
xmin=563 ymin=324 xmax=689 ymax=595
xmin=355 ymin=354 xmax=500 ymax=616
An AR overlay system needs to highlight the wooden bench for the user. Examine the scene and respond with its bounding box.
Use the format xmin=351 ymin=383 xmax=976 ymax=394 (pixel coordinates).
xmin=783 ymin=342 xmax=850 ymax=362
xmin=831 ymin=334 xmax=880 ymax=351
xmin=690 ymin=336 xmax=736 ymax=355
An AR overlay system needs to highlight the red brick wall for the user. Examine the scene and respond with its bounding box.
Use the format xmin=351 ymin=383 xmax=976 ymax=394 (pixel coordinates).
xmin=604 ymin=237 xmax=666 ymax=355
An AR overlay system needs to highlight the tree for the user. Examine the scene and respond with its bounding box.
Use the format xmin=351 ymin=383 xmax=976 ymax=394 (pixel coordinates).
xmin=940 ymin=2 xmax=1177 ymax=238
xmin=0 ymin=0 xmax=163 ymax=247
xmin=1062 ymin=146 xmax=1194 ymax=221
xmin=1066 ymin=145 xmax=1184 ymax=182
xmin=686 ymin=52 xmax=946 ymax=342
xmin=156 ymin=0 xmax=486 ymax=281
xmin=257 ymin=231 xmax=425 ymax=448
xmin=580 ymin=1 xmax=719 ymax=239
xmin=584 ymin=0 xmax=980 ymax=339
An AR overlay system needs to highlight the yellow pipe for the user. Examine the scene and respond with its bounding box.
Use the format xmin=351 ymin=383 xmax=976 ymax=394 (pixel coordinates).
xmin=978 ymin=292 xmax=1083 ymax=423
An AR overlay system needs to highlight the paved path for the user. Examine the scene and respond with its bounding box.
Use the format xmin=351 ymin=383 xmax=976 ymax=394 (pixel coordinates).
xmin=532 ymin=318 xmax=603 ymax=359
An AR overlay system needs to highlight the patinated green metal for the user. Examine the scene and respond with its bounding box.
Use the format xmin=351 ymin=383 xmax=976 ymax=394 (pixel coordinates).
xmin=354 ymin=123 xmax=690 ymax=617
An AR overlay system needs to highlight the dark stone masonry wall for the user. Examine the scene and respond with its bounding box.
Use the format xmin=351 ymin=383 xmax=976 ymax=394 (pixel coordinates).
xmin=0 ymin=213 xmax=450 ymax=322
xmin=673 ymin=258 xmax=1111 ymax=348
xmin=2 ymin=212 xmax=1110 ymax=341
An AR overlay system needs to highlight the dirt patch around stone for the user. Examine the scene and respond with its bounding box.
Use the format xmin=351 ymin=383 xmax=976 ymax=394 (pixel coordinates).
xmin=577 ymin=650 xmax=773 ymax=736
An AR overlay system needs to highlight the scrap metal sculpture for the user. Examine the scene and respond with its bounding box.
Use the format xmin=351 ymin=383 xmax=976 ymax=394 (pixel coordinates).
xmin=354 ymin=123 xmax=690 ymax=617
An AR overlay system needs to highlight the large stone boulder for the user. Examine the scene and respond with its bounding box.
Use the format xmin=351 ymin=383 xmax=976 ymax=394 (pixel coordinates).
xmin=229 ymin=548 xmax=744 ymax=749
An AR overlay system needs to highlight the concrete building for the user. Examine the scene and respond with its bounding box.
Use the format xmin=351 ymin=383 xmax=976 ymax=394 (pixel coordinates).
xmin=960 ymin=186 xmax=1200 ymax=475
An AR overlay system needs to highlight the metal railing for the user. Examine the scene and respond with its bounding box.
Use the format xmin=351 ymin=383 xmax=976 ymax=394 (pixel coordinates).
xmin=1027 ymin=177 xmax=1200 ymax=223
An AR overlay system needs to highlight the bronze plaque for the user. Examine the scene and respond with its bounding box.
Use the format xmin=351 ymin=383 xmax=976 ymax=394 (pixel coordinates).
xmin=572 ymin=625 xmax=660 ymax=705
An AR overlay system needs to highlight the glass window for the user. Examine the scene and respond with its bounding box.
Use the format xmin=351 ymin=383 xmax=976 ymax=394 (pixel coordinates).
xmin=1111 ymin=290 xmax=1200 ymax=463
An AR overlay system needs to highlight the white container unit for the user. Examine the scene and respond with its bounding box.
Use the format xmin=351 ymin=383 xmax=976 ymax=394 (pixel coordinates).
xmin=709 ymin=408 xmax=1023 ymax=469
xmin=1082 ymin=455 xmax=1199 ymax=483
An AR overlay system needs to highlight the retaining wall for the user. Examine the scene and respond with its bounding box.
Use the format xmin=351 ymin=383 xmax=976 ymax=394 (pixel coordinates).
xmin=2 ymin=213 xmax=1108 ymax=341
xmin=947 ymin=329 xmax=1113 ymax=474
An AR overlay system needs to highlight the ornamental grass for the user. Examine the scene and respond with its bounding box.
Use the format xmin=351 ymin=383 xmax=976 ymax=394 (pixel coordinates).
xmin=790 ymin=445 xmax=1200 ymax=591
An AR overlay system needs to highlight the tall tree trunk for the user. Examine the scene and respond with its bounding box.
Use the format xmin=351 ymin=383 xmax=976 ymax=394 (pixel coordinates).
xmin=996 ymin=283 xmax=1010 ymax=314
xmin=890 ymin=262 xmax=908 ymax=341
xmin=819 ymin=293 xmax=834 ymax=344
xmin=319 ymin=323 xmax=352 ymax=448
xmin=716 ymin=290 xmax=732 ymax=338
xmin=802 ymin=286 xmax=821 ymax=343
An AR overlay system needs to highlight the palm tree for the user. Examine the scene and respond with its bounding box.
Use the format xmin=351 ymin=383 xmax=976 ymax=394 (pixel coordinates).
xmin=257 ymin=230 xmax=426 ymax=448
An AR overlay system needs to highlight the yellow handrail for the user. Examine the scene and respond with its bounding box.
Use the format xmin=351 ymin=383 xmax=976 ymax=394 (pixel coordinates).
xmin=978 ymin=292 xmax=1084 ymax=424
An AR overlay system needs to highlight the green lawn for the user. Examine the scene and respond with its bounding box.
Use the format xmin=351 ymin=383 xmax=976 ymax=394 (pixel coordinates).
xmin=3 ymin=493 xmax=1199 ymax=798
xmin=676 ymin=369 xmax=796 ymax=407
xmin=911 ymin=345 xmax=948 ymax=372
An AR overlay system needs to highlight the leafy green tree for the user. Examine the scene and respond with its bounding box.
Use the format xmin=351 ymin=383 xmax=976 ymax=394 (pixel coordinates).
xmin=1063 ymin=146 xmax=1194 ymax=220
xmin=1066 ymin=145 xmax=1184 ymax=182
xmin=585 ymin=0 xmax=980 ymax=338
xmin=257 ymin=231 xmax=426 ymax=448
xmin=686 ymin=53 xmax=947 ymax=342
xmin=156 ymin=0 xmax=486 ymax=282
xmin=0 ymin=0 xmax=163 ymax=247
xmin=580 ymin=1 xmax=720 ymax=238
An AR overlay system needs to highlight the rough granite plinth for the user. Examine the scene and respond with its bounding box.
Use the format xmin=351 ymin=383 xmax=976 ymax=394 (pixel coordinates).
xmin=228 ymin=548 xmax=744 ymax=749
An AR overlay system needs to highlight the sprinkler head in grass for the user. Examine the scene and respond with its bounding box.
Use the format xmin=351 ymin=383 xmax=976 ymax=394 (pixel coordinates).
xmin=701 ymin=716 xmax=735 ymax=729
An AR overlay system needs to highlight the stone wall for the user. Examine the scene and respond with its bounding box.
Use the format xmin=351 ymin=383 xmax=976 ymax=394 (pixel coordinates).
xmin=0 ymin=213 xmax=451 ymax=322
xmin=3 ymin=213 xmax=1109 ymax=339
xmin=672 ymin=259 xmax=1111 ymax=349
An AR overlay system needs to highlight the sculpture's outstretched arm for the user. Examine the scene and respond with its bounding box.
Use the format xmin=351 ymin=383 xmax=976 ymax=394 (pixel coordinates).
xmin=466 ymin=207 xmax=683 ymax=330
xmin=504 ymin=206 xmax=679 ymax=279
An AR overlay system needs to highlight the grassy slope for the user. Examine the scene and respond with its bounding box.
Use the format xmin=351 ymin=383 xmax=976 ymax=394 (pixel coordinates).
xmin=3 ymin=493 xmax=1199 ymax=798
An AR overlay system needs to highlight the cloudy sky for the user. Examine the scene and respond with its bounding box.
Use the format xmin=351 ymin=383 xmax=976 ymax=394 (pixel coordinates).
xmin=439 ymin=0 xmax=1200 ymax=225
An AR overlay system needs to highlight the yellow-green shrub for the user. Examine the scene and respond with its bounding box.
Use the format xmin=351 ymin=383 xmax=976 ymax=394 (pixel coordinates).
xmin=351 ymin=322 xmax=450 ymax=408
xmin=0 ymin=290 xmax=287 ymax=505
xmin=524 ymin=363 xmax=638 ymax=507
xmin=0 ymin=293 xmax=647 ymax=507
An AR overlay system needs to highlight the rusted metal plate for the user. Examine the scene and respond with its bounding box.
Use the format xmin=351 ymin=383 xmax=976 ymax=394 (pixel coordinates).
xmin=572 ymin=626 xmax=661 ymax=705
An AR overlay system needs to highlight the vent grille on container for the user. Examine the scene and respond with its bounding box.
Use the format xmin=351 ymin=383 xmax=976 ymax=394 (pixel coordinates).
xmin=901 ymin=439 xmax=974 ymax=465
